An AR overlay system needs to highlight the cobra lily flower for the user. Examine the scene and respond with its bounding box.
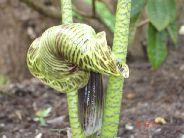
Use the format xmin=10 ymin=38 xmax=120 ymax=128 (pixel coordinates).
xmin=27 ymin=23 xmax=129 ymax=93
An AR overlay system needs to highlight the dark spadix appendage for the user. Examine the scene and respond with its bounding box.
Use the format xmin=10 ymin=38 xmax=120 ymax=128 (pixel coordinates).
xmin=78 ymin=72 xmax=104 ymax=136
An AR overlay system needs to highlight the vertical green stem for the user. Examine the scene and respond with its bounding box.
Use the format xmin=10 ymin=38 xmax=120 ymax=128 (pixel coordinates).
xmin=61 ymin=0 xmax=73 ymax=24
xmin=101 ymin=0 xmax=131 ymax=137
xmin=61 ymin=0 xmax=84 ymax=137
xmin=67 ymin=92 xmax=85 ymax=138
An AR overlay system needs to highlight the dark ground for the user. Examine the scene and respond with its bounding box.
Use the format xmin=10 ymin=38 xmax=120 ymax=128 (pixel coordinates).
xmin=0 ymin=46 xmax=184 ymax=138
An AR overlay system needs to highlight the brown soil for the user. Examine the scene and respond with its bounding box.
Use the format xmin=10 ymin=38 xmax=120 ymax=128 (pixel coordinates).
xmin=0 ymin=46 xmax=184 ymax=138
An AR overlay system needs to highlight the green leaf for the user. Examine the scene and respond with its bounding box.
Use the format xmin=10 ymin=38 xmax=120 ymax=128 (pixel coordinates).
xmin=167 ymin=21 xmax=178 ymax=45
xmin=146 ymin=0 xmax=176 ymax=31
xmin=129 ymin=0 xmax=146 ymax=44
xmin=36 ymin=107 xmax=52 ymax=118
xmin=39 ymin=118 xmax=46 ymax=126
xmin=0 ymin=74 xmax=8 ymax=86
xmin=147 ymin=23 xmax=167 ymax=69
xmin=84 ymin=0 xmax=115 ymax=32
xmin=131 ymin=0 xmax=146 ymax=18
xmin=129 ymin=14 xmax=141 ymax=45
xmin=73 ymin=10 xmax=84 ymax=21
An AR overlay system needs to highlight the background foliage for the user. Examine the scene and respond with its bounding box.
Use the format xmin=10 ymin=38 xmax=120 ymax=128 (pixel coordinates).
xmin=84 ymin=0 xmax=177 ymax=69
xmin=0 ymin=0 xmax=184 ymax=137
xmin=0 ymin=0 xmax=182 ymax=83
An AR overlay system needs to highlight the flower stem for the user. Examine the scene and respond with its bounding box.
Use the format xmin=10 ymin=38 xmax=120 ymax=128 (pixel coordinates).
xmin=61 ymin=0 xmax=73 ymax=24
xmin=61 ymin=0 xmax=84 ymax=137
xmin=67 ymin=92 xmax=85 ymax=138
xmin=101 ymin=0 xmax=131 ymax=137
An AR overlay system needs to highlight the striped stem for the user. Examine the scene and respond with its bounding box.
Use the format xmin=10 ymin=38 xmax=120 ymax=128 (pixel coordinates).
xmin=61 ymin=0 xmax=73 ymax=24
xmin=101 ymin=0 xmax=131 ymax=137
xmin=67 ymin=92 xmax=85 ymax=138
xmin=61 ymin=0 xmax=84 ymax=137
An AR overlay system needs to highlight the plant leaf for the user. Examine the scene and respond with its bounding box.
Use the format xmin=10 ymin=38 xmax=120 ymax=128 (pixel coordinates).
xmin=73 ymin=10 xmax=84 ymax=21
xmin=146 ymin=0 xmax=176 ymax=31
xmin=39 ymin=118 xmax=46 ymax=126
xmin=131 ymin=0 xmax=146 ymax=18
xmin=36 ymin=107 xmax=52 ymax=117
xmin=84 ymin=0 xmax=115 ymax=32
xmin=129 ymin=0 xmax=146 ymax=44
xmin=147 ymin=23 xmax=167 ymax=69
xmin=167 ymin=21 xmax=178 ymax=45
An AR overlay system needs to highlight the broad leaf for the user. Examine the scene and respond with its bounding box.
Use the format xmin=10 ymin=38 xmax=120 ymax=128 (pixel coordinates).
xmin=146 ymin=0 xmax=176 ymax=31
xmin=167 ymin=21 xmax=178 ymax=45
xmin=147 ymin=23 xmax=167 ymax=69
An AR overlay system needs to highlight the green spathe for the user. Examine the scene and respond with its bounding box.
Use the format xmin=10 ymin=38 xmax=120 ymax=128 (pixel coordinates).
xmin=27 ymin=23 xmax=129 ymax=93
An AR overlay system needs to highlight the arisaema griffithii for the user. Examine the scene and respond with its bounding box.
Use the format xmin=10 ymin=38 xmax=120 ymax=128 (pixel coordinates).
xmin=27 ymin=23 xmax=129 ymax=136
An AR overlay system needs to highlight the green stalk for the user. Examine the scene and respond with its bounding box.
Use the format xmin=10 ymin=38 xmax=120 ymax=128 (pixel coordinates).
xmin=101 ymin=0 xmax=131 ymax=137
xmin=67 ymin=92 xmax=85 ymax=137
xmin=61 ymin=0 xmax=73 ymax=24
xmin=61 ymin=0 xmax=84 ymax=137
